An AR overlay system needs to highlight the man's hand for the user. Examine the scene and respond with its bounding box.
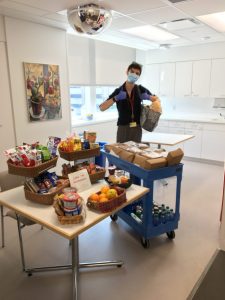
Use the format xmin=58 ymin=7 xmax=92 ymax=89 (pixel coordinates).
xmin=150 ymin=95 xmax=159 ymax=102
xmin=114 ymin=90 xmax=127 ymax=101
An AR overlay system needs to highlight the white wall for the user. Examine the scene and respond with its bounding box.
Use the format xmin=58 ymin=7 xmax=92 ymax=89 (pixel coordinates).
xmin=0 ymin=16 xmax=16 ymax=171
xmin=95 ymin=40 xmax=135 ymax=85
xmin=67 ymin=34 xmax=136 ymax=85
xmin=4 ymin=17 xmax=71 ymax=146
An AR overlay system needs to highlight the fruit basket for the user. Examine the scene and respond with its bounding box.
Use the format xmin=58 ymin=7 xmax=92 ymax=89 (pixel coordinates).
xmin=104 ymin=176 xmax=132 ymax=189
xmin=58 ymin=148 xmax=100 ymax=161
xmin=7 ymin=156 xmax=58 ymax=177
xmin=24 ymin=179 xmax=69 ymax=205
xmin=86 ymin=186 xmax=126 ymax=213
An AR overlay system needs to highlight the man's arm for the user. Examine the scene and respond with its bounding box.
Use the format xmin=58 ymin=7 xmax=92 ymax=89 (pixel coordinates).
xmin=99 ymin=98 xmax=115 ymax=111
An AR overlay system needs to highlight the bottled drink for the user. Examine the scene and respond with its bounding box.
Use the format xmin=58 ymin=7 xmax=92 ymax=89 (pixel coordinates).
xmin=169 ymin=209 xmax=175 ymax=221
xmin=153 ymin=213 xmax=159 ymax=226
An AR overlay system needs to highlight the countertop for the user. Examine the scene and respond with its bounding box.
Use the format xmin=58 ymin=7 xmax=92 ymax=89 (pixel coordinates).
xmin=160 ymin=113 xmax=225 ymax=124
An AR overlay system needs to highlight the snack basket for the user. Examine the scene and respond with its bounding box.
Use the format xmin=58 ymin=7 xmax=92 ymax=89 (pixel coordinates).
xmin=53 ymin=196 xmax=86 ymax=224
xmin=89 ymin=169 xmax=106 ymax=184
xmin=86 ymin=186 xmax=126 ymax=213
xmin=58 ymin=148 xmax=100 ymax=161
xmin=104 ymin=177 xmax=132 ymax=189
xmin=7 ymin=156 xmax=58 ymax=177
xmin=24 ymin=179 xmax=69 ymax=205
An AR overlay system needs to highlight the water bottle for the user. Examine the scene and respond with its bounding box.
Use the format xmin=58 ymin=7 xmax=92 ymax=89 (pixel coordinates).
xmin=169 ymin=209 xmax=175 ymax=221
xmin=153 ymin=213 xmax=159 ymax=226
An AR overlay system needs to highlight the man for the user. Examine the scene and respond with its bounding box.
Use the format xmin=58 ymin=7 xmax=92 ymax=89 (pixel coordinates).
xmin=99 ymin=61 xmax=160 ymax=143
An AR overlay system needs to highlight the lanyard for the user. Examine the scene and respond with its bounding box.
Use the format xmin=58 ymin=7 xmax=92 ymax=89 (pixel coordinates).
xmin=128 ymin=88 xmax=135 ymax=121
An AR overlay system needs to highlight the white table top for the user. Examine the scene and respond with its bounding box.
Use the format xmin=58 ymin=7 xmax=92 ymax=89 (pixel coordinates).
xmin=0 ymin=182 xmax=149 ymax=240
xmin=142 ymin=132 xmax=194 ymax=146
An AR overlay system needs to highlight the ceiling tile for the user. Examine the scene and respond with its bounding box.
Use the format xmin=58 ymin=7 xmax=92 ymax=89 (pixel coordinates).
xmin=0 ymin=0 xmax=48 ymax=15
xmin=101 ymin=0 xmax=167 ymax=15
xmin=175 ymin=0 xmax=225 ymax=16
xmin=130 ymin=6 xmax=189 ymax=25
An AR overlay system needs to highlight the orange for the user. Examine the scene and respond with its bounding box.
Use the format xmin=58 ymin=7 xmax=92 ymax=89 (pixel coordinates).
xmin=99 ymin=193 xmax=107 ymax=199
xmin=101 ymin=186 xmax=110 ymax=194
xmin=90 ymin=193 xmax=100 ymax=202
xmin=99 ymin=197 xmax=108 ymax=202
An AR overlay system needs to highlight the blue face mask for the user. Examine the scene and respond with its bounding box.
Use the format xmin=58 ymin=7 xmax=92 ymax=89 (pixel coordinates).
xmin=127 ymin=72 xmax=140 ymax=83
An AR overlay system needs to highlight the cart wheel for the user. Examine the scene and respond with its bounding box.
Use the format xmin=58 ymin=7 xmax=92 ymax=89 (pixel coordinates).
xmin=27 ymin=272 xmax=32 ymax=277
xmin=110 ymin=214 xmax=118 ymax=221
xmin=166 ymin=231 xmax=175 ymax=239
xmin=141 ymin=237 xmax=150 ymax=249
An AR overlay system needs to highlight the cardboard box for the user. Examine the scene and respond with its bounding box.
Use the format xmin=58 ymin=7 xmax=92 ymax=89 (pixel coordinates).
xmin=146 ymin=157 xmax=167 ymax=169
xmin=133 ymin=154 xmax=151 ymax=169
xmin=119 ymin=149 xmax=135 ymax=163
xmin=167 ymin=148 xmax=184 ymax=166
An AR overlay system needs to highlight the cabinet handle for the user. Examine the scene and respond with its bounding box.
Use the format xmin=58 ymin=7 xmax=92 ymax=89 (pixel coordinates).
xmin=184 ymin=94 xmax=191 ymax=97
xmin=192 ymin=94 xmax=199 ymax=97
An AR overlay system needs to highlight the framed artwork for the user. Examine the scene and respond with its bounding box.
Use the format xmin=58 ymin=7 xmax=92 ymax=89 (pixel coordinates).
xmin=24 ymin=62 xmax=62 ymax=122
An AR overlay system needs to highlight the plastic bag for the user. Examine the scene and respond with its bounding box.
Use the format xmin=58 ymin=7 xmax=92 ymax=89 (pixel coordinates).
xmin=140 ymin=104 xmax=161 ymax=132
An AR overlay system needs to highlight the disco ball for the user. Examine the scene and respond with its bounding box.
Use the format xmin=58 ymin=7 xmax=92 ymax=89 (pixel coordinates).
xmin=67 ymin=3 xmax=112 ymax=35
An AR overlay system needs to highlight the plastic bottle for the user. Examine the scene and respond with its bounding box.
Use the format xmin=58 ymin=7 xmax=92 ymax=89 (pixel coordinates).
xmin=169 ymin=209 xmax=175 ymax=221
xmin=153 ymin=213 xmax=159 ymax=226
xmin=131 ymin=213 xmax=142 ymax=224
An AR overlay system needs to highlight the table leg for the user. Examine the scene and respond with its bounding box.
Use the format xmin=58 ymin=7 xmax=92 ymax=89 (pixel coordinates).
xmin=1 ymin=205 xmax=5 ymax=248
xmin=71 ymin=236 xmax=79 ymax=300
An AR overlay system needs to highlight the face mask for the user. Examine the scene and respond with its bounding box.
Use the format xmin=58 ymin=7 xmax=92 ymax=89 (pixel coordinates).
xmin=127 ymin=72 xmax=140 ymax=83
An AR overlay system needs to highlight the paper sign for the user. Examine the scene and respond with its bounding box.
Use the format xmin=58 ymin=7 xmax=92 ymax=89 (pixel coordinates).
xmin=68 ymin=169 xmax=91 ymax=192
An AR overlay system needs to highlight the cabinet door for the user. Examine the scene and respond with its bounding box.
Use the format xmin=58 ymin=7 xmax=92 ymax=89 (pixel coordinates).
xmin=192 ymin=60 xmax=211 ymax=97
xmin=143 ymin=64 xmax=160 ymax=95
xmin=184 ymin=129 xmax=202 ymax=158
xmin=201 ymin=130 xmax=225 ymax=161
xmin=159 ymin=63 xmax=175 ymax=97
xmin=175 ymin=61 xmax=192 ymax=97
xmin=210 ymin=59 xmax=225 ymax=98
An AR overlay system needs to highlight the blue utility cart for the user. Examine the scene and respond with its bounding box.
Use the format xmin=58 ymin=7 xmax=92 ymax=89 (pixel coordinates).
xmin=101 ymin=150 xmax=183 ymax=248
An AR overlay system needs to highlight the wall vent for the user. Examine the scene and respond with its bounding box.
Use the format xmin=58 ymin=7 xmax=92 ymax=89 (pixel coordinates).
xmin=168 ymin=0 xmax=188 ymax=3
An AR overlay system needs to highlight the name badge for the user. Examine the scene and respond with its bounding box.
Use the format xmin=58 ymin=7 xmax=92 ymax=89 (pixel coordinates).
xmin=129 ymin=122 xmax=137 ymax=128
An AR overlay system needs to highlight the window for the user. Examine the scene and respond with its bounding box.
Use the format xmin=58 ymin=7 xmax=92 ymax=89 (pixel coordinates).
xmin=70 ymin=85 xmax=118 ymax=126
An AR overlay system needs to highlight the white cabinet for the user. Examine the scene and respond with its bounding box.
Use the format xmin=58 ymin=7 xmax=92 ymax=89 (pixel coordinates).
xmin=159 ymin=63 xmax=175 ymax=97
xmin=143 ymin=64 xmax=160 ymax=95
xmin=184 ymin=122 xmax=203 ymax=158
xmin=192 ymin=60 xmax=211 ymax=97
xmin=210 ymin=59 xmax=225 ymax=98
xmin=175 ymin=61 xmax=192 ymax=97
xmin=168 ymin=121 xmax=185 ymax=150
xmin=201 ymin=123 xmax=225 ymax=161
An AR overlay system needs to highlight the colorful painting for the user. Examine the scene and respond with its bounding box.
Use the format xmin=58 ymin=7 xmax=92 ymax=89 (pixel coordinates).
xmin=24 ymin=62 xmax=62 ymax=122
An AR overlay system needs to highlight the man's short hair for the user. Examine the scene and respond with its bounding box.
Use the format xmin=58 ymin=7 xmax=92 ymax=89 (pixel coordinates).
xmin=127 ymin=61 xmax=143 ymax=74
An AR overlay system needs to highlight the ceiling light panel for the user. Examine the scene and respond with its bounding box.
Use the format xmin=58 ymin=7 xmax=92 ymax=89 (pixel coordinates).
xmin=197 ymin=11 xmax=225 ymax=32
xmin=121 ymin=25 xmax=179 ymax=42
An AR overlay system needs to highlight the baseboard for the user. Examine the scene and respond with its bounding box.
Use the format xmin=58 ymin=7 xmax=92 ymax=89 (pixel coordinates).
xmin=183 ymin=156 xmax=223 ymax=166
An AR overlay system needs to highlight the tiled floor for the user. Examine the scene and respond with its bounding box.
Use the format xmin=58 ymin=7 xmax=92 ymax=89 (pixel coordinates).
xmin=0 ymin=159 xmax=224 ymax=300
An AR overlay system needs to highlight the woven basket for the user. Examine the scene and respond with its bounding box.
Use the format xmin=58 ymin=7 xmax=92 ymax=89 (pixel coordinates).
xmin=89 ymin=169 xmax=106 ymax=184
xmin=58 ymin=148 xmax=100 ymax=161
xmin=86 ymin=186 xmax=126 ymax=213
xmin=24 ymin=179 xmax=70 ymax=205
xmin=57 ymin=214 xmax=84 ymax=225
xmin=7 ymin=156 xmax=58 ymax=177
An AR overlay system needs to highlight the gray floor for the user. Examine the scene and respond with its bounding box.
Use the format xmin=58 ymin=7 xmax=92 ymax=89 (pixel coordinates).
xmin=0 ymin=160 xmax=224 ymax=300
